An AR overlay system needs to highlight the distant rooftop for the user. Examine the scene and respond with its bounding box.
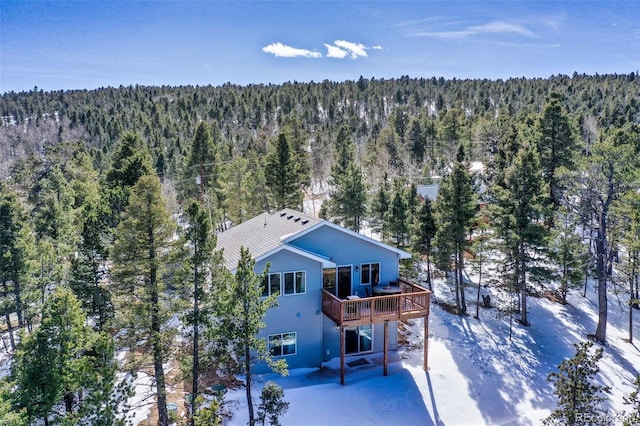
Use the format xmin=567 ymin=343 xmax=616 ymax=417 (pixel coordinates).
xmin=416 ymin=184 xmax=440 ymax=201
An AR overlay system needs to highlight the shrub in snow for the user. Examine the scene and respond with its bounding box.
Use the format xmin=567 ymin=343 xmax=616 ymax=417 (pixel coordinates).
xmin=257 ymin=382 xmax=289 ymax=426
xmin=544 ymin=341 xmax=610 ymax=425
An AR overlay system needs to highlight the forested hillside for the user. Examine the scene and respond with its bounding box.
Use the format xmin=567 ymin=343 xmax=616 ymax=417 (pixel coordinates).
xmin=2 ymin=73 xmax=640 ymax=424
xmin=2 ymin=73 xmax=639 ymax=181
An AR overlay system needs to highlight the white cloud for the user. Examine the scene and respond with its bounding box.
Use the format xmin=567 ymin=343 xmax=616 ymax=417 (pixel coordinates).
xmin=333 ymin=40 xmax=368 ymax=58
xmin=264 ymin=40 xmax=380 ymax=60
xmin=262 ymin=42 xmax=322 ymax=58
xmin=469 ymin=21 xmax=535 ymax=38
xmin=324 ymin=44 xmax=348 ymax=59
xmin=417 ymin=20 xmax=536 ymax=40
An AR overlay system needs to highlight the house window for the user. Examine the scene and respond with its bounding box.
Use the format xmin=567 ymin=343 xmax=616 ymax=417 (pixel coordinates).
xmin=283 ymin=271 xmax=306 ymax=295
xmin=261 ymin=273 xmax=281 ymax=297
xmin=268 ymin=332 xmax=297 ymax=357
xmin=345 ymin=325 xmax=372 ymax=354
xmin=323 ymin=268 xmax=337 ymax=295
xmin=360 ymin=262 xmax=380 ymax=285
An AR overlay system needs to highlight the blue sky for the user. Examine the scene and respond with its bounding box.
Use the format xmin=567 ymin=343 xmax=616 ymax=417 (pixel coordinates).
xmin=1 ymin=1 xmax=639 ymax=93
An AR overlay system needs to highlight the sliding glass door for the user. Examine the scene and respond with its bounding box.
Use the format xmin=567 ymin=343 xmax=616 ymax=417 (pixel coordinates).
xmin=345 ymin=325 xmax=372 ymax=354
xmin=337 ymin=265 xmax=352 ymax=299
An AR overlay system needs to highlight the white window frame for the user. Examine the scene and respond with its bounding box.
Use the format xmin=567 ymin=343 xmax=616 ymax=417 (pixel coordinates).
xmin=283 ymin=270 xmax=306 ymax=295
xmin=360 ymin=262 xmax=380 ymax=285
xmin=261 ymin=272 xmax=281 ymax=297
xmin=345 ymin=325 xmax=373 ymax=354
xmin=268 ymin=332 xmax=297 ymax=357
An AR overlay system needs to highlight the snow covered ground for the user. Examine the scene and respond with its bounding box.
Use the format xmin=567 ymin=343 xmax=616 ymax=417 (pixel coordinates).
xmin=225 ymin=276 xmax=640 ymax=426
xmin=3 ymin=260 xmax=638 ymax=425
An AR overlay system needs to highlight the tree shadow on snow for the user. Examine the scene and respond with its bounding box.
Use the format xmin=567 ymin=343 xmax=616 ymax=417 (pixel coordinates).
xmin=432 ymin=299 xmax=582 ymax=426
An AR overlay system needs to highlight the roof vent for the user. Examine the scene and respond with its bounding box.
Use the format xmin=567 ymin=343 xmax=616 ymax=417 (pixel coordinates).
xmin=287 ymin=215 xmax=294 ymax=220
xmin=280 ymin=212 xmax=287 ymax=217
xmin=301 ymin=220 xmax=309 ymax=225
xmin=294 ymin=217 xmax=301 ymax=222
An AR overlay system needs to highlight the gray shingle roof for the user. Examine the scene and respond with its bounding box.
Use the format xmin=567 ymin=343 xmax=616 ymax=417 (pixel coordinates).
xmin=216 ymin=209 xmax=322 ymax=270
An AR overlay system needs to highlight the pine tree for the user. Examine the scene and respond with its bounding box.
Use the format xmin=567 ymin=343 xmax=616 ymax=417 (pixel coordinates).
xmin=438 ymin=108 xmax=464 ymax=143
xmin=32 ymin=164 xmax=76 ymax=244
xmin=385 ymin=184 xmax=409 ymax=247
xmin=412 ymin=197 xmax=437 ymax=290
xmin=106 ymin=133 xmax=154 ymax=190
xmin=182 ymin=199 xmax=221 ymax=425
xmin=548 ymin=207 xmax=587 ymax=305
xmin=280 ymin=117 xmax=311 ymax=199
xmin=406 ymin=116 xmax=426 ymax=162
xmin=221 ymin=248 xmax=287 ymax=426
xmin=264 ymin=132 xmax=303 ymax=210
xmin=111 ymin=174 xmax=178 ymax=426
xmin=182 ymin=122 xmax=227 ymax=229
xmin=334 ymin=162 xmax=368 ymax=232
xmin=622 ymin=375 xmax=640 ymax=426
xmin=0 ymin=188 xmax=36 ymax=349
xmin=12 ymin=306 xmax=62 ymax=425
xmin=11 ymin=287 xmax=118 ymax=425
xmin=0 ymin=378 xmax=25 ymax=424
xmin=434 ymin=144 xmax=476 ymax=315
xmin=544 ymin=341 xmax=610 ymax=426
xmin=31 ymin=164 xmax=78 ymax=289
xmin=490 ymin=143 xmax=546 ymax=326
xmin=105 ymin=132 xmax=154 ymax=228
xmin=574 ymin=125 xmax=639 ymax=344
xmin=615 ymin=189 xmax=640 ymax=343
xmin=329 ymin=126 xmax=367 ymax=231
xmin=221 ymin=154 xmax=266 ymax=224
xmin=68 ymin=180 xmax=113 ymax=331
xmin=406 ymin=183 xmax=420 ymax=223
xmin=536 ymin=93 xmax=578 ymax=222
xmin=485 ymin=115 xmax=521 ymax=191
xmin=469 ymin=218 xmax=490 ymax=320
xmin=186 ymin=122 xmax=218 ymax=197
xmin=257 ymin=382 xmax=289 ymax=426
xmin=370 ymin=174 xmax=391 ymax=237
xmin=331 ymin=125 xmax=355 ymax=180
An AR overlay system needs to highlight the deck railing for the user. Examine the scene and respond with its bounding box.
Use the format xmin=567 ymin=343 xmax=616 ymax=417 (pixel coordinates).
xmin=322 ymin=278 xmax=431 ymax=327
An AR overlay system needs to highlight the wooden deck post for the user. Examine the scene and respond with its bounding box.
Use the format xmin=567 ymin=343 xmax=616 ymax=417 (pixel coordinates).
xmin=321 ymin=285 xmax=431 ymax=384
xmin=383 ymin=320 xmax=389 ymax=376
xmin=423 ymin=315 xmax=429 ymax=371
xmin=340 ymin=326 xmax=345 ymax=385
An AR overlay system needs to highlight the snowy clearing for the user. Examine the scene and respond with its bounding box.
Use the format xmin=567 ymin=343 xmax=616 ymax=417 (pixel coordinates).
xmin=225 ymin=276 xmax=640 ymax=426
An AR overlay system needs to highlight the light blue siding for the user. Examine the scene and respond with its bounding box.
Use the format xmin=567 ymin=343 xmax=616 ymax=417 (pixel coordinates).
xmin=291 ymin=225 xmax=402 ymax=360
xmin=248 ymin=223 xmax=404 ymax=372
xmin=322 ymin=317 xmax=341 ymax=360
xmin=373 ymin=321 xmax=398 ymax=352
xmin=322 ymin=321 xmax=398 ymax=362
xmin=290 ymin=225 xmax=402 ymax=296
xmin=252 ymin=248 xmax=324 ymax=373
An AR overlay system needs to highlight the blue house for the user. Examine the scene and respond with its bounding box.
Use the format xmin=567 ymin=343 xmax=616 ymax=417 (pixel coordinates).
xmin=216 ymin=209 xmax=431 ymax=384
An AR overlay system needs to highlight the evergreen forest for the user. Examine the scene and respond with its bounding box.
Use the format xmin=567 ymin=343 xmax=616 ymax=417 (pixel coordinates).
xmin=1 ymin=72 xmax=640 ymax=424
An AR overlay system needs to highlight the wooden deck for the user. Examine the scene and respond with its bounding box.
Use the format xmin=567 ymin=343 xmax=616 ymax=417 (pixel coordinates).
xmin=323 ymin=278 xmax=431 ymax=384
xmin=321 ymin=278 xmax=431 ymax=327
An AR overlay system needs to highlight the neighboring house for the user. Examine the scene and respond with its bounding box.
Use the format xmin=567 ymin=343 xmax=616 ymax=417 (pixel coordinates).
xmin=216 ymin=209 xmax=430 ymax=384
xmin=416 ymin=184 xmax=440 ymax=201
xmin=417 ymin=162 xmax=486 ymax=203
